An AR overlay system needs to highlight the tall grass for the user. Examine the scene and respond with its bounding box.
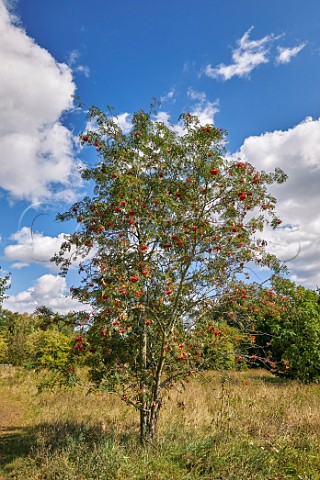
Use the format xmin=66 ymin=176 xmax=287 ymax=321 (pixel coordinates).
xmin=1 ymin=367 xmax=319 ymax=479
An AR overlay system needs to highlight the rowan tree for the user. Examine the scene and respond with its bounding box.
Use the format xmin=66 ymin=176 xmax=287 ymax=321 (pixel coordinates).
xmin=54 ymin=105 xmax=287 ymax=443
xmin=210 ymin=279 xmax=292 ymax=371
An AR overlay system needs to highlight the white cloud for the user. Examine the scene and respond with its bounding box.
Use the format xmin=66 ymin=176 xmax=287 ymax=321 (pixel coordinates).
xmin=85 ymin=112 xmax=133 ymax=136
xmin=3 ymin=274 xmax=86 ymax=314
xmin=276 ymin=43 xmax=306 ymax=64
xmin=187 ymin=89 xmax=206 ymax=102
xmin=160 ymin=89 xmax=175 ymax=103
xmin=205 ymin=27 xmax=275 ymax=80
xmin=154 ymin=111 xmax=171 ymax=125
xmin=232 ymin=117 xmax=320 ymax=288
xmin=11 ymin=262 xmax=30 ymax=269
xmin=0 ymin=0 xmax=80 ymax=202
xmin=153 ymin=90 xmax=219 ymax=136
xmin=67 ymin=49 xmax=90 ymax=77
xmin=187 ymin=89 xmax=219 ymax=125
xmin=183 ymin=61 xmax=195 ymax=73
xmin=115 ymin=112 xmax=132 ymax=134
xmin=4 ymin=227 xmax=71 ymax=270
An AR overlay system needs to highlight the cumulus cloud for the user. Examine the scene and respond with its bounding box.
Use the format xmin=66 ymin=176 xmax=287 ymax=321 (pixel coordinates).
xmin=0 ymin=0 xmax=80 ymax=202
xmin=153 ymin=111 xmax=170 ymax=128
xmin=3 ymin=274 xmax=86 ymax=314
xmin=115 ymin=112 xmax=132 ymax=134
xmin=276 ymin=43 xmax=306 ymax=64
xmin=4 ymin=227 xmax=73 ymax=270
xmin=85 ymin=112 xmax=133 ymax=136
xmin=205 ymin=27 xmax=275 ymax=80
xmin=187 ymin=89 xmax=219 ymax=125
xmin=152 ymin=90 xmax=219 ymax=137
xmin=232 ymin=117 xmax=320 ymax=288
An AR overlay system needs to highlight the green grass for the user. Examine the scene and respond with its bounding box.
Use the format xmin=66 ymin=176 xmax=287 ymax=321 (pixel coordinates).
xmin=0 ymin=367 xmax=320 ymax=479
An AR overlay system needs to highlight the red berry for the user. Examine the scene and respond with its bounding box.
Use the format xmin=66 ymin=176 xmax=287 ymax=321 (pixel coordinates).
xmin=129 ymin=275 xmax=139 ymax=283
xmin=238 ymin=192 xmax=247 ymax=201
xmin=237 ymin=161 xmax=246 ymax=169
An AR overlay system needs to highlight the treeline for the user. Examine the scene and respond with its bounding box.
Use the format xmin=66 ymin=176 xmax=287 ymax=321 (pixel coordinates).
xmin=0 ymin=310 xmax=74 ymax=369
xmin=1 ymin=279 xmax=320 ymax=383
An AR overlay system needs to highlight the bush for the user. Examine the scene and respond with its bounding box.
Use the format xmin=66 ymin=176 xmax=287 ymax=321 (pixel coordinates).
xmin=29 ymin=330 xmax=72 ymax=370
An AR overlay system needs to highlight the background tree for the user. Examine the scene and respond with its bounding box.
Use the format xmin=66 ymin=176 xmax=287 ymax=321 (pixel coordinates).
xmin=1 ymin=307 xmax=75 ymax=371
xmin=31 ymin=330 xmax=71 ymax=369
xmin=254 ymin=279 xmax=320 ymax=382
xmin=0 ymin=333 xmax=8 ymax=364
xmin=2 ymin=310 xmax=41 ymax=367
xmin=54 ymin=105 xmax=287 ymax=443
xmin=214 ymin=278 xmax=320 ymax=382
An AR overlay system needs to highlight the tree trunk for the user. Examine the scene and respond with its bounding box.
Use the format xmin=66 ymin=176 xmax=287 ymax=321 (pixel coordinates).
xmin=139 ymin=337 xmax=166 ymax=444
xmin=139 ymin=315 xmax=149 ymax=444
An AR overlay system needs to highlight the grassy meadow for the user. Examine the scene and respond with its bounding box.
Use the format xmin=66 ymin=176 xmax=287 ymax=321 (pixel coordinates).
xmin=0 ymin=366 xmax=320 ymax=479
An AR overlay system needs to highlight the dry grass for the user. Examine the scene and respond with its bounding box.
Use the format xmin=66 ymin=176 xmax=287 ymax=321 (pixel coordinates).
xmin=1 ymin=367 xmax=320 ymax=479
xmin=162 ymin=369 xmax=320 ymax=439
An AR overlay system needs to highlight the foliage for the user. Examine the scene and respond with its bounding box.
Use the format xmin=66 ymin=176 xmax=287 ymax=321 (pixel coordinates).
xmin=53 ymin=104 xmax=287 ymax=442
xmin=192 ymin=320 xmax=245 ymax=370
xmin=215 ymin=278 xmax=320 ymax=382
xmin=210 ymin=280 xmax=291 ymax=370
xmin=255 ymin=278 xmax=320 ymax=382
xmin=0 ymin=271 xmax=9 ymax=307
xmin=0 ymin=334 xmax=8 ymax=363
xmin=0 ymin=309 xmax=75 ymax=375
xmin=33 ymin=306 xmax=78 ymax=337
xmin=1 ymin=311 xmax=42 ymax=366
xmin=28 ymin=329 xmax=72 ymax=370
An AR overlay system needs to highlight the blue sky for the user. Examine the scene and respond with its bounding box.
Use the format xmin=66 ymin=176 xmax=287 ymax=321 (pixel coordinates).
xmin=1 ymin=0 xmax=320 ymax=313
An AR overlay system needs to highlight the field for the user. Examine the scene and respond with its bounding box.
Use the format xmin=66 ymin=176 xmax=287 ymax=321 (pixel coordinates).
xmin=0 ymin=367 xmax=320 ymax=479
